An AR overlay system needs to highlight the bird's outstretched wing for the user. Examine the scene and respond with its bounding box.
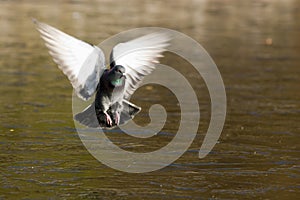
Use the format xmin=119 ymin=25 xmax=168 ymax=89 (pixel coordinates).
xmin=110 ymin=32 xmax=171 ymax=99
xmin=33 ymin=19 xmax=106 ymax=101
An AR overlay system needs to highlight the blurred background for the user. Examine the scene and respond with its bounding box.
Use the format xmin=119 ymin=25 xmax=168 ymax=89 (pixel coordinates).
xmin=0 ymin=0 xmax=299 ymax=199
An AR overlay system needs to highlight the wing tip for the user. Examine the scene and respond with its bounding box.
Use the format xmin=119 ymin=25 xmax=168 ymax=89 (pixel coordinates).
xmin=32 ymin=18 xmax=48 ymax=36
xmin=32 ymin=18 xmax=43 ymax=30
xmin=31 ymin=18 xmax=38 ymax=24
xmin=146 ymin=31 xmax=173 ymax=43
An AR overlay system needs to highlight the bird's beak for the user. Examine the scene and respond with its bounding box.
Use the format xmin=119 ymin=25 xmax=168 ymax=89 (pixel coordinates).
xmin=122 ymin=73 xmax=126 ymax=79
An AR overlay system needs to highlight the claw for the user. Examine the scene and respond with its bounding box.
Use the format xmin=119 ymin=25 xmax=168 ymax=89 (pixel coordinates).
xmin=104 ymin=112 xmax=113 ymax=126
xmin=115 ymin=112 xmax=120 ymax=125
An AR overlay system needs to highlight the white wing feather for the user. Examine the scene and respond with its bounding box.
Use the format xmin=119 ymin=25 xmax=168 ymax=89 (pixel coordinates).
xmin=110 ymin=32 xmax=171 ymax=99
xmin=34 ymin=19 xmax=105 ymax=101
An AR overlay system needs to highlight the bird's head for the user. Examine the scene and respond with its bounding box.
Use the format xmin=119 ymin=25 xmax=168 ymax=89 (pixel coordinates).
xmin=109 ymin=65 xmax=126 ymax=86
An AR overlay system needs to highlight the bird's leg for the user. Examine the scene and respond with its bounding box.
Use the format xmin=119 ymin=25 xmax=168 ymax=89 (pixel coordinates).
xmin=111 ymin=102 xmax=123 ymax=125
xmin=104 ymin=111 xmax=113 ymax=126
xmin=115 ymin=112 xmax=120 ymax=125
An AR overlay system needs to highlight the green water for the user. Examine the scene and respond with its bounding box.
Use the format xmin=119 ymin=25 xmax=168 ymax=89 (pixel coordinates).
xmin=0 ymin=0 xmax=299 ymax=199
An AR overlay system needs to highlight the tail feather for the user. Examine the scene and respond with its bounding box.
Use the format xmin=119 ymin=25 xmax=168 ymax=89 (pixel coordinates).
xmin=74 ymin=100 xmax=141 ymax=129
xmin=119 ymin=100 xmax=141 ymax=124
xmin=74 ymin=103 xmax=99 ymax=128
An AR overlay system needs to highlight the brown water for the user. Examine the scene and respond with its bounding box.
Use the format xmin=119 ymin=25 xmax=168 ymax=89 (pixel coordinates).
xmin=0 ymin=0 xmax=299 ymax=199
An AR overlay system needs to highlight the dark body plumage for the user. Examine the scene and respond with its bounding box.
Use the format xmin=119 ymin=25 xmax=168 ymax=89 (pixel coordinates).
xmin=95 ymin=65 xmax=126 ymax=127
xmin=75 ymin=65 xmax=141 ymax=128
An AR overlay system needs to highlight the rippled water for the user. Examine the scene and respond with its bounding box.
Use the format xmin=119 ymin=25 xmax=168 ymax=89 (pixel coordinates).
xmin=0 ymin=0 xmax=299 ymax=199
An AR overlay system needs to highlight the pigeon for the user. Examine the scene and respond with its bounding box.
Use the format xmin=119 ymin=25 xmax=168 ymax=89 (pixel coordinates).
xmin=33 ymin=19 xmax=171 ymax=129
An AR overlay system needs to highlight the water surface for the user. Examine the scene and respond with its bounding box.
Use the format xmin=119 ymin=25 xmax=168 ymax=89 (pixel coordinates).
xmin=0 ymin=0 xmax=299 ymax=199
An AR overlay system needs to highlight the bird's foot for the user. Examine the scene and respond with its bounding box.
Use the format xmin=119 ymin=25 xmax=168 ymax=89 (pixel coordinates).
xmin=104 ymin=112 xmax=113 ymax=126
xmin=114 ymin=112 xmax=120 ymax=125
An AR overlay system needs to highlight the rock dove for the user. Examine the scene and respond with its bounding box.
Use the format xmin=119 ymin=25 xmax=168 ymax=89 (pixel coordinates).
xmin=33 ymin=19 xmax=171 ymax=129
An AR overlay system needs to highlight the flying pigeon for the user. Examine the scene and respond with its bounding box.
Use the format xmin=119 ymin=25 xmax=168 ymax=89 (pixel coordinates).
xmin=33 ymin=19 xmax=171 ymax=129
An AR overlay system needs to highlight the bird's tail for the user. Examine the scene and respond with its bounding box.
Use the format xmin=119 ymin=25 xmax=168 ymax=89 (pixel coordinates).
xmin=74 ymin=100 xmax=141 ymax=129
xmin=74 ymin=103 xmax=100 ymax=128
xmin=119 ymin=100 xmax=141 ymax=124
